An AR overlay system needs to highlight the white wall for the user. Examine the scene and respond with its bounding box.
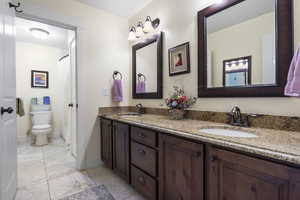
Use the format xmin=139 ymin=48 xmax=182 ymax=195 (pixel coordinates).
xmin=129 ymin=0 xmax=300 ymax=117
xmin=16 ymin=41 xmax=64 ymax=141
xmin=20 ymin=0 xmax=130 ymax=169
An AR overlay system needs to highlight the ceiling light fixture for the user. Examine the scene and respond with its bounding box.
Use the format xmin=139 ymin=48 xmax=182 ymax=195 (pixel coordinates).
xmin=29 ymin=28 xmax=50 ymax=39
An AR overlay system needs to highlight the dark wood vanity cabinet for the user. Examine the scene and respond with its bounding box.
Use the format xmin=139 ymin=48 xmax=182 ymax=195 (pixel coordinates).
xmin=100 ymin=119 xmax=113 ymax=169
xmin=159 ymin=134 xmax=204 ymax=200
xmin=100 ymin=117 xmax=300 ymax=200
xmin=113 ymin=121 xmax=130 ymax=182
xmin=207 ymin=146 xmax=300 ymax=200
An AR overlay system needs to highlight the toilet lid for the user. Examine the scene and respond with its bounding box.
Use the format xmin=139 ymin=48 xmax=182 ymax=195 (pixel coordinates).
xmin=32 ymin=124 xmax=52 ymax=130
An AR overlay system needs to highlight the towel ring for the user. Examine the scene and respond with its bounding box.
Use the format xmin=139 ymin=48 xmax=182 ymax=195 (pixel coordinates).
xmin=137 ymin=73 xmax=146 ymax=82
xmin=113 ymin=71 xmax=123 ymax=80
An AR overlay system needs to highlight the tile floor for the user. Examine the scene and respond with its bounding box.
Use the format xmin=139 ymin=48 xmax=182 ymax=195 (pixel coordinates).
xmin=15 ymin=138 xmax=145 ymax=200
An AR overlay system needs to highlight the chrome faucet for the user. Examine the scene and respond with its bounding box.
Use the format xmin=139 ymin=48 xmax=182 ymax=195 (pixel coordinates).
xmin=136 ymin=103 xmax=145 ymax=114
xmin=227 ymin=106 xmax=249 ymax=127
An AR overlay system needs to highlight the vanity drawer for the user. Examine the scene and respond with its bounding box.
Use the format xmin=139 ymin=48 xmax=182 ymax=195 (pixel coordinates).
xmin=131 ymin=126 xmax=157 ymax=147
xmin=131 ymin=141 xmax=157 ymax=177
xmin=131 ymin=166 xmax=157 ymax=200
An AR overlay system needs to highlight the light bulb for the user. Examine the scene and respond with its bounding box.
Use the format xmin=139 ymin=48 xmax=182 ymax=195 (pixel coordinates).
xmin=143 ymin=16 xmax=154 ymax=33
xmin=135 ymin=22 xmax=144 ymax=38
xmin=128 ymin=27 xmax=136 ymax=41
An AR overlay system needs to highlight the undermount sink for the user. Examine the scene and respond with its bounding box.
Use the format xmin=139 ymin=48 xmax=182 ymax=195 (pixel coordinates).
xmin=199 ymin=128 xmax=258 ymax=138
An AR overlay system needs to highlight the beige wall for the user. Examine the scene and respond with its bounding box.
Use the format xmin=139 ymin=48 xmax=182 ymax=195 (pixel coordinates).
xmin=208 ymin=12 xmax=275 ymax=87
xmin=21 ymin=0 xmax=130 ymax=169
xmin=16 ymin=42 xmax=64 ymax=141
xmin=129 ymin=0 xmax=300 ymax=117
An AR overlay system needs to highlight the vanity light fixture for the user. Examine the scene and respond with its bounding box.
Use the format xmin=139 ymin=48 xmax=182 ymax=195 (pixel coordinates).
xmin=128 ymin=27 xmax=137 ymax=41
xmin=30 ymin=28 xmax=50 ymax=39
xmin=135 ymin=21 xmax=144 ymax=38
xmin=143 ymin=16 xmax=155 ymax=33
xmin=128 ymin=16 xmax=161 ymax=42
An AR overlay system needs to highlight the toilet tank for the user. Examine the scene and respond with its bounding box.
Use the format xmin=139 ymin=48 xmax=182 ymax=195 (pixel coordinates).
xmin=30 ymin=111 xmax=52 ymax=125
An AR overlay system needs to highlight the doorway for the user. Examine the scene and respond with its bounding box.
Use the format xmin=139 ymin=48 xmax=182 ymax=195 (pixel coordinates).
xmin=15 ymin=15 xmax=78 ymax=166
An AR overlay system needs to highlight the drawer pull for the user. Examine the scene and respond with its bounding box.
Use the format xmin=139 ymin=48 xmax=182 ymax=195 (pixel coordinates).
xmin=138 ymin=132 xmax=146 ymax=138
xmin=138 ymin=176 xmax=146 ymax=184
xmin=211 ymin=155 xmax=219 ymax=162
xmin=138 ymin=149 xmax=146 ymax=155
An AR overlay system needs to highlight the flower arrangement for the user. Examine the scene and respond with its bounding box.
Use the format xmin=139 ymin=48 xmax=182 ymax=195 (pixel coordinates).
xmin=165 ymin=86 xmax=197 ymax=119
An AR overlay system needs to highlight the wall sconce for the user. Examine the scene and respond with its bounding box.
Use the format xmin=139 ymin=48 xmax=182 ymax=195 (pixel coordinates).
xmin=128 ymin=16 xmax=160 ymax=42
xmin=128 ymin=27 xmax=136 ymax=41
xmin=136 ymin=21 xmax=144 ymax=38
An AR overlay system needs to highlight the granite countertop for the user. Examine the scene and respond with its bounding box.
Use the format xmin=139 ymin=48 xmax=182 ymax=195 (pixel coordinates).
xmin=100 ymin=113 xmax=300 ymax=166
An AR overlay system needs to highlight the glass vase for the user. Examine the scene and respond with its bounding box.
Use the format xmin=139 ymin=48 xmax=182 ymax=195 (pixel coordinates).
xmin=169 ymin=109 xmax=186 ymax=120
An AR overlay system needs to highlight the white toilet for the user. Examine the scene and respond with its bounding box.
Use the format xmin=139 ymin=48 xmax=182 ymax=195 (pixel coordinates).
xmin=30 ymin=105 xmax=52 ymax=146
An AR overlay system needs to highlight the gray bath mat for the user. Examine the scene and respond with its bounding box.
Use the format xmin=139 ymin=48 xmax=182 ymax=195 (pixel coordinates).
xmin=59 ymin=185 xmax=115 ymax=200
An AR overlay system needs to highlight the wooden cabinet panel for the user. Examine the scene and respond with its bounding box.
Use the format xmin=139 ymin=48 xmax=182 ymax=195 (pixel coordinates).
xmin=131 ymin=141 xmax=157 ymax=177
xmin=131 ymin=126 xmax=157 ymax=147
xmin=159 ymin=134 xmax=204 ymax=200
xmin=207 ymin=146 xmax=300 ymax=200
xmin=113 ymin=122 xmax=130 ymax=182
xmin=100 ymin=118 xmax=113 ymax=169
xmin=131 ymin=165 xmax=157 ymax=200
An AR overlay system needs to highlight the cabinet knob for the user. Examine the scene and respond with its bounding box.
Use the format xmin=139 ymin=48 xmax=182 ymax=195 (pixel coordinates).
xmin=211 ymin=155 xmax=219 ymax=162
xmin=138 ymin=132 xmax=145 ymax=138
xmin=138 ymin=149 xmax=146 ymax=155
xmin=138 ymin=176 xmax=146 ymax=184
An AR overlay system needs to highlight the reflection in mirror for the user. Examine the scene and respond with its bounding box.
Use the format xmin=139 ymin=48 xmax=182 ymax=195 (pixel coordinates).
xmin=136 ymin=41 xmax=158 ymax=93
xmin=206 ymin=0 xmax=276 ymax=88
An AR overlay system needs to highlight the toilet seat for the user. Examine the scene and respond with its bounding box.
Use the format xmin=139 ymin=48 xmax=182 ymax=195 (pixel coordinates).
xmin=32 ymin=124 xmax=51 ymax=130
xmin=32 ymin=124 xmax=52 ymax=135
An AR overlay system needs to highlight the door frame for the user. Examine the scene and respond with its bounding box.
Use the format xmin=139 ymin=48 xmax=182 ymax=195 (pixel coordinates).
xmin=15 ymin=13 xmax=80 ymax=167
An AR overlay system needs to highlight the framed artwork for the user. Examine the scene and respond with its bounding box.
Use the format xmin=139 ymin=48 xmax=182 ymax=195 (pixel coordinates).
xmin=168 ymin=42 xmax=190 ymax=76
xmin=31 ymin=70 xmax=49 ymax=88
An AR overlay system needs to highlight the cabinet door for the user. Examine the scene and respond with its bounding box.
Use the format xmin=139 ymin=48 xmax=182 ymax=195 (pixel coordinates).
xmin=159 ymin=134 xmax=204 ymax=200
xmin=207 ymin=146 xmax=300 ymax=200
xmin=100 ymin=119 xmax=113 ymax=169
xmin=113 ymin=122 xmax=130 ymax=182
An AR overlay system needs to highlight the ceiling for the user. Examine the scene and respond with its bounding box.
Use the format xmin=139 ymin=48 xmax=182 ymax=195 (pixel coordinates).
xmin=76 ymin=0 xmax=152 ymax=17
xmin=16 ymin=17 xmax=70 ymax=49
xmin=207 ymin=0 xmax=275 ymax=34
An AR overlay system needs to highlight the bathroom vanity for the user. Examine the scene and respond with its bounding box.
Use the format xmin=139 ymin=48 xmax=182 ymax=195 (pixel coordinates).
xmin=99 ymin=114 xmax=300 ymax=200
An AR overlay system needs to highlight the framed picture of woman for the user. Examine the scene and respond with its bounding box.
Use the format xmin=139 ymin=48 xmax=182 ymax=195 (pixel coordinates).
xmin=168 ymin=42 xmax=190 ymax=76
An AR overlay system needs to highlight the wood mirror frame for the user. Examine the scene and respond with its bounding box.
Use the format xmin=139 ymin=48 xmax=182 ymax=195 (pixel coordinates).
xmin=132 ymin=32 xmax=163 ymax=99
xmin=198 ymin=0 xmax=293 ymax=97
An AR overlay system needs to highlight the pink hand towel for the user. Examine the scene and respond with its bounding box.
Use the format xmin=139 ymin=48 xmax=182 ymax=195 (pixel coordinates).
xmin=285 ymin=46 xmax=300 ymax=97
xmin=112 ymin=80 xmax=123 ymax=102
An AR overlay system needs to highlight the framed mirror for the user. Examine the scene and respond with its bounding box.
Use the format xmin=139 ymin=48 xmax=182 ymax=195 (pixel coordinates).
xmin=132 ymin=32 xmax=163 ymax=99
xmin=198 ymin=0 xmax=293 ymax=97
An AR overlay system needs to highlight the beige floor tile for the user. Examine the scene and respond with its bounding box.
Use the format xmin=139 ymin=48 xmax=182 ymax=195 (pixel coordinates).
xmin=15 ymin=182 xmax=50 ymax=200
xmin=46 ymin=161 xmax=77 ymax=180
xmin=18 ymin=161 xmax=47 ymax=188
xmin=48 ymin=171 xmax=95 ymax=199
